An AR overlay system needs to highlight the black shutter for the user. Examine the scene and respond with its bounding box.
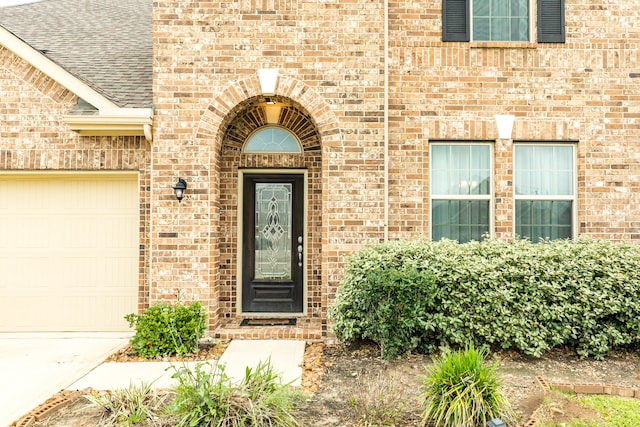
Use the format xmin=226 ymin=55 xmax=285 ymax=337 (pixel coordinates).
xmin=442 ymin=0 xmax=470 ymax=42
xmin=538 ymin=0 xmax=565 ymax=43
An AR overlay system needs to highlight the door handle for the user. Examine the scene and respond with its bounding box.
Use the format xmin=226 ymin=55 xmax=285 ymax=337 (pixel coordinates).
xmin=297 ymin=236 xmax=303 ymax=267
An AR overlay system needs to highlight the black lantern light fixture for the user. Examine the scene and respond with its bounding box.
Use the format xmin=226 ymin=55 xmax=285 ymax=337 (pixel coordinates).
xmin=173 ymin=178 xmax=187 ymax=202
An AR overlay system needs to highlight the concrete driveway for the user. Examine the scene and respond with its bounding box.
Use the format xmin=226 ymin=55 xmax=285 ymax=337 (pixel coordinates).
xmin=0 ymin=332 xmax=129 ymax=426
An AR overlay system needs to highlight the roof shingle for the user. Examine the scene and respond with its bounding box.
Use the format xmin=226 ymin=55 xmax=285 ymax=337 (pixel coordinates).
xmin=0 ymin=0 xmax=152 ymax=108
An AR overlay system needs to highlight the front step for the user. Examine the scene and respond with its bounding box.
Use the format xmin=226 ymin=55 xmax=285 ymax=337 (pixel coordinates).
xmin=212 ymin=317 xmax=324 ymax=341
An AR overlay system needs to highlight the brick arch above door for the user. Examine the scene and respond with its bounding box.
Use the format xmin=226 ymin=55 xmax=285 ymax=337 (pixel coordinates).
xmin=221 ymin=95 xmax=321 ymax=153
xmin=194 ymin=73 xmax=341 ymax=154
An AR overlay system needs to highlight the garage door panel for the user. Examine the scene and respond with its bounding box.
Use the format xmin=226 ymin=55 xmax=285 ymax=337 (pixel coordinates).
xmin=66 ymin=255 xmax=137 ymax=287
xmin=99 ymin=217 xmax=139 ymax=248
xmin=6 ymin=255 xmax=54 ymax=288
xmin=15 ymin=217 xmax=51 ymax=248
xmin=10 ymin=296 xmax=127 ymax=332
xmin=0 ymin=174 xmax=139 ymax=332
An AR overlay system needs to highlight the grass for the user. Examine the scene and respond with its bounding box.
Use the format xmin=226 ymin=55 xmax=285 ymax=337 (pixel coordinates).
xmin=538 ymin=392 xmax=640 ymax=427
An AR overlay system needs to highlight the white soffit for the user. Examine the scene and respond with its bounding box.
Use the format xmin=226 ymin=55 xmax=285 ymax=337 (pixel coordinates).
xmin=63 ymin=109 xmax=154 ymax=140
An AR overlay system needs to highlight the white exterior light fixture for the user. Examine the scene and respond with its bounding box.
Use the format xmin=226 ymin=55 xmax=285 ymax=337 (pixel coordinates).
xmin=495 ymin=114 xmax=515 ymax=139
xmin=258 ymin=68 xmax=279 ymax=95
xmin=264 ymin=103 xmax=282 ymax=124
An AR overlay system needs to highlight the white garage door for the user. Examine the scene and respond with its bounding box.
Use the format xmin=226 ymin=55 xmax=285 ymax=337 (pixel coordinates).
xmin=0 ymin=173 xmax=139 ymax=332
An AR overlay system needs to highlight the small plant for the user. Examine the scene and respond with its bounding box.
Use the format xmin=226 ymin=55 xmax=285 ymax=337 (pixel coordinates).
xmin=350 ymin=371 xmax=416 ymax=426
xmin=169 ymin=362 xmax=235 ymax=426
xmin=125 ymin=301 xmax=207 ymax=358
xmin=169 ymin=359 xmax=304 ymax=426
xmin=85 ymin=381 xmax=169 ymax=426
xmin=420 ymin=343 xmax=514 ymax=427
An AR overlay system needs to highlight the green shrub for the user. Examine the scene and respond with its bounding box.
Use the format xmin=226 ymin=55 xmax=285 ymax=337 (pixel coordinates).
xmin=125 ymin=301 xmax=207 ymax=358
xmin=169 ymin=360 xmax=304 ymax=427
xmin=330 ymin=238 xmax=640 ymax=359
xmin=331 ymin=265 xmax=437 ymax=358
xmin=420 ymin=343 xmax=514 ymax=427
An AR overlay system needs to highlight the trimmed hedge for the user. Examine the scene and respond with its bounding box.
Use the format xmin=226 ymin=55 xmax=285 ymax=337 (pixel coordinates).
xmin=329 ymin=238 xmax=640 ymax=359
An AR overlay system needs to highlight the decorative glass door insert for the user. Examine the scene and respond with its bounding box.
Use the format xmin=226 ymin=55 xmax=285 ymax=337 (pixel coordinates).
xmin=254 ymin=183 xmax=292 ymax=280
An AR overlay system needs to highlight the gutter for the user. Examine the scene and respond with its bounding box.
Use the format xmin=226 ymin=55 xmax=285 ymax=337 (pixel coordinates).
xmin=383 ymin=0 xmax=389 ymax=241
xmin=0 ymin=25 xmax=153 ymax=142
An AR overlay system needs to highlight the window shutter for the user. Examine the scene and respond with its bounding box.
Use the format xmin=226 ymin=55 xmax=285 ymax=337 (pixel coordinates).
xmin=538 ymin=0 xmax=565 ymax=43
xmin=442 ymin=0 xmax=470 ymax=42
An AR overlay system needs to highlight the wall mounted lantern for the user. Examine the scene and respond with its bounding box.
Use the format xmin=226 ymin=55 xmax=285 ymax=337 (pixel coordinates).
xmin=173 ymin=178 xmax=187 ymax=202
xmin=495 ymin=114 xmax=515 ymax=139
xmin=258 ymin=68 xmax=279 ymax=96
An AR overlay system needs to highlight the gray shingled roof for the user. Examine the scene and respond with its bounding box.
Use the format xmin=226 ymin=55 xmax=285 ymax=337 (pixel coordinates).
xmin=0 ymin=0 xmax=152 ymax=109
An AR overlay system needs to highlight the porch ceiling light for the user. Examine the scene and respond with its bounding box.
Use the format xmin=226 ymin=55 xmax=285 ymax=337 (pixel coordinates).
xmin=173 ymin=178 xmax=187 ymax=202
xmin=495 ymin=114 xmax=515 ymax=140
xmin=258 ymin=68 xmax=279 ymax=96
xmin=263 ymin=102 xmax=283 ymax=124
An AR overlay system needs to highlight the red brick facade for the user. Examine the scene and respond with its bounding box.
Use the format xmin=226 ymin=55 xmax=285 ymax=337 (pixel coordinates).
xmin=2 ymin=1 xmax=639 ymax=338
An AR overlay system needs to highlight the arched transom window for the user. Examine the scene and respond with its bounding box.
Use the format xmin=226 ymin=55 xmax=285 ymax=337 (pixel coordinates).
xmin=243 ymin=126 xmax=302 ymax=153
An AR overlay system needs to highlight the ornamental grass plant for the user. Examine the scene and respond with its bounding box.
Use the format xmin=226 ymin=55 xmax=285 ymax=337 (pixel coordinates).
xmin=169 ymin=359 xmax=304 ymax=427
xmin=85 ymin=381 xmax=169 ymax=426
xmin=420 ymin=343 xmax=515 ymax=427
xmin=350 ymin=370 xmax=416 ymax=426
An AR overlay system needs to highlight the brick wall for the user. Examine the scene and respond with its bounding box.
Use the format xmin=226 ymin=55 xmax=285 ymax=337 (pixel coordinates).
xmin=153 ymin=0 xmax=383 ymax=335
xmin=151 ymin=0 xmax=640 ymax=337
xmin=388 ymin=0 xmax=640 ymax=241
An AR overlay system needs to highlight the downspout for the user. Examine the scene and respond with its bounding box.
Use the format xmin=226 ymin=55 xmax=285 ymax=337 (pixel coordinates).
xmin=383 ymin=0 xmax=389 ymax=242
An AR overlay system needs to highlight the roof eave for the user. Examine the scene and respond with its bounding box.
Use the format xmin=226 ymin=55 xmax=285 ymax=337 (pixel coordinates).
xmin=0 ymin=25 xmax=154 ymax=142
xmin=63 ymin=109 xmax=154 ymax=141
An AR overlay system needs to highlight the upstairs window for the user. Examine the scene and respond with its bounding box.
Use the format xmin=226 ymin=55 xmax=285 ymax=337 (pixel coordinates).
xmin=473 ymin=0 xmax=529 ymax=42
xmin=443 ymin=0 xmax=565 ymax=43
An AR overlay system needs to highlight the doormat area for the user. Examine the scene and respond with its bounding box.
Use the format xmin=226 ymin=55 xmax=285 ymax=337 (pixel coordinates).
xmin=240 ymin=318 xmax=297 ymax=327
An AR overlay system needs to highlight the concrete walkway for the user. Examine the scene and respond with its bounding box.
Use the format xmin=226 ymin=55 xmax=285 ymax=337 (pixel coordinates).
xmin=0 ymin=333 xmax=130 ymax=427
xmin=0 ymin=335 xmax=305 ymax=427
xmin=69 ymin=339 xmax=305 ymax=390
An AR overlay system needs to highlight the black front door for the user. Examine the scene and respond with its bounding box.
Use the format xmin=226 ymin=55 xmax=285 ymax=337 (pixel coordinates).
xmin=242 ymin=173 xmax=304 ymax=313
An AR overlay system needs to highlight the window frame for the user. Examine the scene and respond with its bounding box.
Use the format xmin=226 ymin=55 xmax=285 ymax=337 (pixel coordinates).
xmin=429 ymin=141 xmax=495 ymax=243
xmin=242 ymin=125 xmax=303 ymax=154
xmin=470 ymin=0 xmax=533 ymax=43
xmin=513 ymin=142 xmax=578 ymax=241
